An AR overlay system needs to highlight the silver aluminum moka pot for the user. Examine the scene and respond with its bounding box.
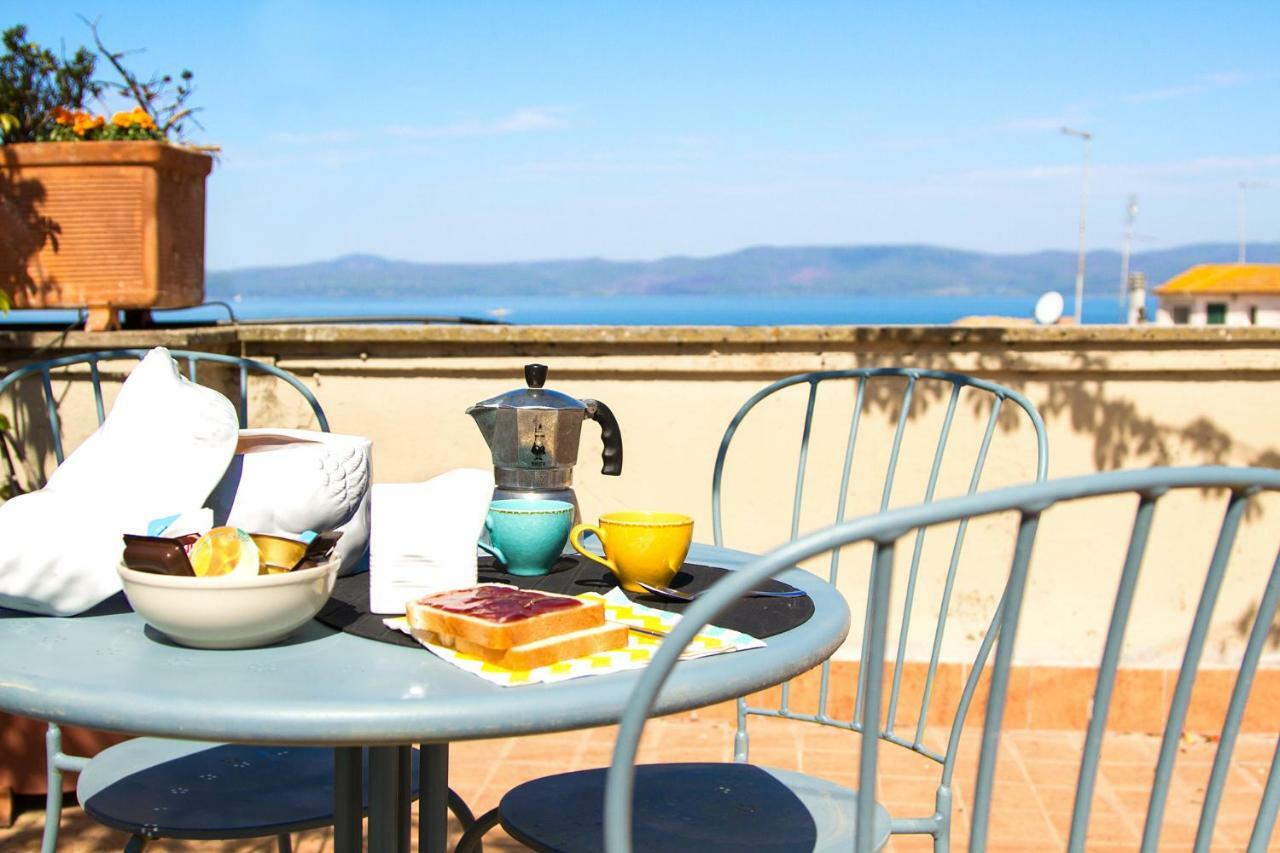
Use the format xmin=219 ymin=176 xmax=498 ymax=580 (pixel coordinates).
xmin=466 ymin=363 xmax=622 ymax=521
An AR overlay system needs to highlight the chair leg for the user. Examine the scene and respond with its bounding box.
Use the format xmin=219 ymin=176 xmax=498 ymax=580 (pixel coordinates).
xmin=276 ymin=832 xmax=293 ymax=853
xmin=123 ymin=835 xmax=146 ymax=853
xmin=447 ymin=788 xmax=478 ymax=828
xmin=41 ymin=724 xmax=64 ymax=853
xmin=934 ymin=785 xmax=952 ymax=853
xmin=455 ymin=807 xmax=500 ymax=853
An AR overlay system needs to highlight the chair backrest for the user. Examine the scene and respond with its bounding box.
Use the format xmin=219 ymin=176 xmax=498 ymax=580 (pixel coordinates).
xmin=606 ymin=466 xmax=1280 ymax=852
xmin=0 ymin=348 xmax=329 ymax=494
xmin=713 ymin=369 xmax=1047 ymax=783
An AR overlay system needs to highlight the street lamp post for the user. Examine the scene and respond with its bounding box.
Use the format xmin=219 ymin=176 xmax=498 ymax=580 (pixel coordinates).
xmin=1120 ymin=194 xmax=1138 ymax=309
xmin=1062 ymin=127 xmax=1092 ymax=323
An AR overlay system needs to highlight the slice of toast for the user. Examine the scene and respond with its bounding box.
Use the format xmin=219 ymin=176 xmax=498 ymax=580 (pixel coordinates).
xmin=411 ymin=622 xmax=629 ymax=670
xmin=406 ymin=584 xmax=603 ymax=649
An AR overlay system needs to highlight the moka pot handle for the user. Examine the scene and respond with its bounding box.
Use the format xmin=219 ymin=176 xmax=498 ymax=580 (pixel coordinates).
xmin=582 ymin=399 xmax=623 ymax=476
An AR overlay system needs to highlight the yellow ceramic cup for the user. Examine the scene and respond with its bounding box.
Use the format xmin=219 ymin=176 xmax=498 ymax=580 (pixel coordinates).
xmin=569 ymin=511 xmax=694 ymax=593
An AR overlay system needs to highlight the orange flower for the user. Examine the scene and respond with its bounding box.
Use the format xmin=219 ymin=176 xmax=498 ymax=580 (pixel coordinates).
xmin=52 ymin=106 xmax=76 ymax=126
xmin=72 ymin=112 xmax=104 ymax=136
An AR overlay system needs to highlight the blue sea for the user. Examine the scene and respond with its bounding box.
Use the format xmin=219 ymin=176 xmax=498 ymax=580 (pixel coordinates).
xmin=0 ymin=294 xmax=1157 ymax=327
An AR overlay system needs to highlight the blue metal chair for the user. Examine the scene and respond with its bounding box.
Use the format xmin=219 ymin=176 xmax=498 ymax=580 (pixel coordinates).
xmin=0 ymin=348 xmax=328 ymax=496
xmin=604 ymin=466 xmax=1280 ymax=852
xmin=0 ymin=349 xmax=474 ymax=850
xmin=458 ymin=368 xmax=1048 ymax=851
xmin=714 ymin=369 xmax=1047 ymax=850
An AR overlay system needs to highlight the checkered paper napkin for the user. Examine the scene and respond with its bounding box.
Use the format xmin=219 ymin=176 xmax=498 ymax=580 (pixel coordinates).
xmin=383 ymin=588 xmax=764 ymax=687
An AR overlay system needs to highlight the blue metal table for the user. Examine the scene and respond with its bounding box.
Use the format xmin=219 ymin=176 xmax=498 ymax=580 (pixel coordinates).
xmin=0 ymin=543 xmax=850 ymax=852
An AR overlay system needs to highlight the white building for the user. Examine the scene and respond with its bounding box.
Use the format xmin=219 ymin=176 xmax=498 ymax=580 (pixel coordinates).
xmin=1155 ymin=264 xmax=1280 ymax=327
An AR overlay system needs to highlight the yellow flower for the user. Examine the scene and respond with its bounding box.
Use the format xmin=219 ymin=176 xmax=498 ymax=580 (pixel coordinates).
xmin=52 ymin=106 xmax=76 ymax=126
xmin=131 ymin=108 xmax=157 ymax=130
xmin=111 ymin=107 xmax=157 ymax=130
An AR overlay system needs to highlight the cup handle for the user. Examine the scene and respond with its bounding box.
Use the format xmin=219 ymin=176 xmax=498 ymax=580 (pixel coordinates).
xmin=478 ymin=515 xmax=506 ymax=565
xmin=569 ymin=524 xmax=615 ymax=573
xmin=477 ymin=539 xmax=506 ymax=565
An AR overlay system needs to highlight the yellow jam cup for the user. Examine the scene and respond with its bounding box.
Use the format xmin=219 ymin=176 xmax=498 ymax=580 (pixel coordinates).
xmin=569 ymin=511 xmax=694 ymax=593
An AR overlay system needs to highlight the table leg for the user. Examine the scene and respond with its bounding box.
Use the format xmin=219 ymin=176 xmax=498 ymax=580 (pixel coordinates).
xmin=333 ymin=747 xmax=363 ymax=853
xmin=419 ymin=743 xmax=449 ymax=853
xmin=369 ymin=746 xmax=412 ymax=852
xmin=399 ymin=746 xmax=413 ymax=851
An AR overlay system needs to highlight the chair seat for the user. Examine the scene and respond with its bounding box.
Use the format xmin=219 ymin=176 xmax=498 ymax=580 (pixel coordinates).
xmin=498 ymin=762 xmax=892 ymax=853
xmin=77 ymin=738 xmax=414 ymax=840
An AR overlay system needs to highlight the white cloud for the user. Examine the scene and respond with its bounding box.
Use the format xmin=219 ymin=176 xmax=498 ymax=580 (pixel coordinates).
xmin=386 ymin=106 xmax=570 ymax=139
xmin=876 ymin=113 xmax=1088 ymax=151
xmin=1120 ymin=70 xmax=1277 ymax=103
xmin=944 ymin=152 xmax=1280 ymax=186
xmin=267 ymin=129 xmax=357 ymax=144
xmin=513 ymin=157 xmax=686 ymax=177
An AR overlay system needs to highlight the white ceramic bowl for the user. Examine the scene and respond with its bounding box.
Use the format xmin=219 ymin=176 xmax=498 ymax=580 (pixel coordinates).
xmin=117 ymin=559 xmax=340 ymax=649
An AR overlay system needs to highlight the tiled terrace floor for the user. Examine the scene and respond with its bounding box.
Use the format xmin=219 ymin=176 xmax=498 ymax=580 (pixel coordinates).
xmin=3 ymin=714 xmax=1276 ymax=851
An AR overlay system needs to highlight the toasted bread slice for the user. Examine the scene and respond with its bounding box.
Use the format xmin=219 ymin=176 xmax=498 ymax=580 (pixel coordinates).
xmin=406 ymin=584 xmax=603 ymax=649
xmin=411 ymin=622 xmax=629 ymax=670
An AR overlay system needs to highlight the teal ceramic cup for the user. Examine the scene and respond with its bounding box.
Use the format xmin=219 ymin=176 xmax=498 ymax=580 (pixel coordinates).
xmin=477 ymin=499 xmax=575 ymax=576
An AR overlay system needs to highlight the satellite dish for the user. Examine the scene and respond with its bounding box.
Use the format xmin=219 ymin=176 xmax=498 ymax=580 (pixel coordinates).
xmin=1034 ymin=291 xmax=1065 ymax=325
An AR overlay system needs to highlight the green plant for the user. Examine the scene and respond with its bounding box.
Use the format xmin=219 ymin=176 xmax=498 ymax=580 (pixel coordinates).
xmin=83 ymin=16 xmax=198 ymax=140
xmin=0 ymin=19 xmax=199 ymax=144
xmin=0 ymin=24 xmax=100 ymax=143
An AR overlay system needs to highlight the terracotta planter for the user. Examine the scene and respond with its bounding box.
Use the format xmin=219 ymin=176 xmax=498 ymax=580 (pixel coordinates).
xmin=0 ymin=141 xmax=213 ymax=331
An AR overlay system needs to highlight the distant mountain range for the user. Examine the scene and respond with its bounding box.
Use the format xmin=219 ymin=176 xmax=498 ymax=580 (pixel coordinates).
xmin=206 ymin=242 xmax=1280 ymax=299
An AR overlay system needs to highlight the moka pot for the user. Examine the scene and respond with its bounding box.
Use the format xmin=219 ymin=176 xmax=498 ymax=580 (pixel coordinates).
xmin=466 ymin=364 xmax=622 ymax=521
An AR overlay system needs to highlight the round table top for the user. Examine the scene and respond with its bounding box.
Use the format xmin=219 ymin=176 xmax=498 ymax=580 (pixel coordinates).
xmin=0 ymin=544 xmax=850 ymax=746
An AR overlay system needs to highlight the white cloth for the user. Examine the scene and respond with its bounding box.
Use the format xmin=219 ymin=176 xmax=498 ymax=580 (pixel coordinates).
xmin=368 ymin=468 xmax=494 ymax=614
xmin=0 ymin=348 xmax=239 ymax=615
xmin=207 ymin=429 xmax=372 ymax=577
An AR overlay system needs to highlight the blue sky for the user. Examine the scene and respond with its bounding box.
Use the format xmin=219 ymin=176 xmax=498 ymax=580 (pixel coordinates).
xmin=9 ymin=1 xmax=1280 ymax=269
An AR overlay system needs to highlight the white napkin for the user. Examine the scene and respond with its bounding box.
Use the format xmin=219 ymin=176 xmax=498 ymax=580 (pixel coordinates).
xmin=368 ymin=468 xmax=495 ymax=614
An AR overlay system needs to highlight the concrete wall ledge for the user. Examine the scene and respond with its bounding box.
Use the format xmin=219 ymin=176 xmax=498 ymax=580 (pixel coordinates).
xmin=2 ymin=323 xmax=1278 ymax=379
xmin=3 ymin=322 xmax=1280 ymax=347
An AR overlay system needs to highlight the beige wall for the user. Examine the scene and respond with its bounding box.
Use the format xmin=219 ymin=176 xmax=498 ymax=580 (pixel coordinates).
xmin=2 ymin=324 xmax=1278 ymax=673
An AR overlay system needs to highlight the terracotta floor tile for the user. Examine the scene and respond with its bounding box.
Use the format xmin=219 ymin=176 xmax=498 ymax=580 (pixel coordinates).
xmin=1016 ymin=758 xmax=1087 ymax=788
xmin=1231 ymin=736 xmax=1280 ymax=763
xmin=10 ymin=725 xmax=1280 ymax=851
xmin=1101 ymin=731 xmax=1162 ymax=760
xmin=987 ymin=779 xmax=1052 ymax=813
xmin=1046 ymin=810 xmax=1140 ymax=845
xmin=876 ymin=776 xmax=943 ymax=814
xmin=1005 ymin=729 xmax=1086 ymax=761
xmin=981 ymin=808 xmax=1060 ymax=845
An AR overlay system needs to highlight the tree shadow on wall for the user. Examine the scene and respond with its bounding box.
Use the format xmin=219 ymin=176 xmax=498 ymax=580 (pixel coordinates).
xmin=735 ymin=351 xmax=1280 ymax=651
xmin=0 ymin=147 xmax=61 ymax=306
xmin=812 ymin=349 xmax=1280 ymax=476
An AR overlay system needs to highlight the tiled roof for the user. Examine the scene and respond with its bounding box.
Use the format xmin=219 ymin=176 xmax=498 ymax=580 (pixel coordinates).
xmin=1155 ymin=264 xmax=1280 ymax=295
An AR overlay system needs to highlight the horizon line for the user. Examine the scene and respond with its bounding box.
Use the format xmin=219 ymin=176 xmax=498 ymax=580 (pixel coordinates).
xmin=206 ymin=239 xmax=1280 ymax=275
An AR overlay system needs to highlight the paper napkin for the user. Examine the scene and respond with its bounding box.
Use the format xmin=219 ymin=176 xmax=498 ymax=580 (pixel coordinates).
xmin=368 ymin=468 xmax=494 ymax=613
